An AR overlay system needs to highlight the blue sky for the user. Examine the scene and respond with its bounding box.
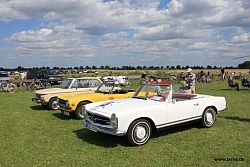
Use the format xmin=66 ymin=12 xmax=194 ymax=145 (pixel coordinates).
xmin=0 ymin=0 xmax=250 ymax=68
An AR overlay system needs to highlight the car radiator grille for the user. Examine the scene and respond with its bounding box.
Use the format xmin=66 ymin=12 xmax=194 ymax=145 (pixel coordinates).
xmin=59 ymin=99 xmax=67 ymax=108
xmin=59 ymin=99 xmax=66 ymax=105
xmin=86 ymin=111 xmax=110 ymax=126
xmin=36 ymin=94 xmax=41 ymax=99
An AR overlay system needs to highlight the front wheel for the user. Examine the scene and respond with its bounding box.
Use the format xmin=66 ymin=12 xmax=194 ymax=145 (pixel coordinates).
xmin=127 ymin=119 xmax=151 ymax=146
xmin=201 ymin=107 xmax=216 ymax=128
xmin=48 ymin=97 xmax=59 ymax=110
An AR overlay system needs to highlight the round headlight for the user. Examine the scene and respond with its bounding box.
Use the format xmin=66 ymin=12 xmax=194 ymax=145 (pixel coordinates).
xmin=65 ymin=101 xmax=69 ymax=107
xmin=110 ymin=113 xmax=118 ymax=129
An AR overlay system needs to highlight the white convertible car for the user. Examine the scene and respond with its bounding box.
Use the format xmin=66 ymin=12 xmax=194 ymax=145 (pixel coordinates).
xmin=83 ymin=81 xmax=227 ymax=146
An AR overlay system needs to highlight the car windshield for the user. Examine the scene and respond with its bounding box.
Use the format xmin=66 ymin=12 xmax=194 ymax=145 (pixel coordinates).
xmin=95 ymin=82 xmax=117 ymax=93
xmin=60 ymin=79 xmax=73 ymax=89
xmin=133 ymin=84 xmax=172 ymax=101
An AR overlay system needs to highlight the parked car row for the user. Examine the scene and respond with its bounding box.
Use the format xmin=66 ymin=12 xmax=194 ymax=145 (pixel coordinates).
xmin=32 ymin=77 xmax=227 ymax=146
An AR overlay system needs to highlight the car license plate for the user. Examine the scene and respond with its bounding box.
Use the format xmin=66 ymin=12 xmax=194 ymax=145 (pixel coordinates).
xmin=86 ymin=123 xmax=97 ymax=132
xmin=63 ymin=111 xmax=70 ymax=116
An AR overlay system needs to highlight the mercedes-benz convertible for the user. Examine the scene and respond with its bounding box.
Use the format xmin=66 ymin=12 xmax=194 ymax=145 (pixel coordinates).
xmin=83 ymin=81 xmax=227 ymax=146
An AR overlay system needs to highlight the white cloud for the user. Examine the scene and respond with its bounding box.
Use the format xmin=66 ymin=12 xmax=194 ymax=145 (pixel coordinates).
xmin=231 ymin=33 xmax=249 ymax=43
xmin=191 ymin=42 xmax=208 ymax=49
xmin=8 ymin=28 xmax=53 ymax=42
xmin=0 ymin=0 xmax=250 ymax=67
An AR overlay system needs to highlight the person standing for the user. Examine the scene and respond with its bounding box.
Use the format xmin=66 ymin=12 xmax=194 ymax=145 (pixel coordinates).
xmin=185 ymin=68 xmax=196 ymax=94
xmin=241 ymin=77 xmax=250 ymax=88
xmin=221 ymin=68 xmax=225 ymax=80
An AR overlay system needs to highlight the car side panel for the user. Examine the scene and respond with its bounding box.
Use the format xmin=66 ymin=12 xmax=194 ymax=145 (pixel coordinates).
xmin=166 ymin=99 xmax=201 ymax=124
xmin=42 ymin=88 xmax=96 ymax=102
xmin=198 ymin=97 xmax=226 ymax=112
xmin=117 ymin=104 xmax=167 ymax=133
xmin=72 ymin=92 xmax=135 ymax=110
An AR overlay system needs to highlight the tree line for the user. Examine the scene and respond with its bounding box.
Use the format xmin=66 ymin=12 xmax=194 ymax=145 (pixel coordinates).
xmin=238 ymin=61 xmax=250 ymax=69
xmin=1 ymin=61 xmax=249 ymax=71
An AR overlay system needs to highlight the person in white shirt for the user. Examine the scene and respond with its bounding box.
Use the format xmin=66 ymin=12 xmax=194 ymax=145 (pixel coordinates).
xmin=185 ymin=68 xmax=196 ymax=94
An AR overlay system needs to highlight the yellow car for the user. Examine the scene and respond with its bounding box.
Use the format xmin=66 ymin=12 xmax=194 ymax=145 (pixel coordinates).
xmin=58 ymin=83 xmax=135 ymax=118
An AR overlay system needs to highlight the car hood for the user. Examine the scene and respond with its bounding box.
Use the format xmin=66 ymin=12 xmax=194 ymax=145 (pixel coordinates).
xmin=87 ymin=98 xmax=160 ymax=116
xmin=58 ymin=91 xmax=96 ymax=100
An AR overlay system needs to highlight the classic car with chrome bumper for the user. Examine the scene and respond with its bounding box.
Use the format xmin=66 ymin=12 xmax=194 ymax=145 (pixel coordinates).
xmin=83 ymin=81 xmax=227 ymax=146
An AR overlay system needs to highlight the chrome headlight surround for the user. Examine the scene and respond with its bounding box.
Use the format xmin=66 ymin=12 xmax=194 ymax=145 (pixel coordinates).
xmin=110 ymin=113 xmax=118 ymax=129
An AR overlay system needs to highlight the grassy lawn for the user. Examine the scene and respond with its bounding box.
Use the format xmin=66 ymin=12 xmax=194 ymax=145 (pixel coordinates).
xmin=0 ymin=78 xmax=249 ymax=167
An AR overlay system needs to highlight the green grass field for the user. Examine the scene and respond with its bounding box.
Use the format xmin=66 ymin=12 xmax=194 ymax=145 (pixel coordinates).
xmin=0 ymin=78 xmax=249 ymax=167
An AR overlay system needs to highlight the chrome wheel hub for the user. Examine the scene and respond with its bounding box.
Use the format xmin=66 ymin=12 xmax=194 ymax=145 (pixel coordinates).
xmin=52 ymin=101 xmax=59 ymax=109
xmin=206 ymin=112 xmax=213 ymax=124
xmin=135 ymin=126 xmax=146 ymax=140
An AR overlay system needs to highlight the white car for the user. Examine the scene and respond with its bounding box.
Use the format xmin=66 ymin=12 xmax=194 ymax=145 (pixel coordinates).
xmin=83 ymin=81 xmax=227 ymax=146
xmin=102 ymin=76 xmax=130 ymax=86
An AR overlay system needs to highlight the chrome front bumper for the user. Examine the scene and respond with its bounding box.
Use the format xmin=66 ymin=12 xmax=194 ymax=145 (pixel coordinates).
xmin=32 ymin=97 xmax=46 ymax=105
xmin=59 ymin=107 xmax=74 ymax=116
xmin=83 ymin=118 xmax=126 ymax=136
xmin=32 ymin=97 xmax=41 ymax=103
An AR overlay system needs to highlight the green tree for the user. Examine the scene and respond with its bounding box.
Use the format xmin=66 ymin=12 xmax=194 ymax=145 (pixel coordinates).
xmin=176 ymin=65 xmax=181 ymax=69
xmin=238 ymin=61 xmax=250 ymax=69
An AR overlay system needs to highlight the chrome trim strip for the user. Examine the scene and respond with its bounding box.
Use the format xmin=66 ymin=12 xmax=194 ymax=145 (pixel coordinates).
xmin=156 ymin=116 xmax=202 ymax=128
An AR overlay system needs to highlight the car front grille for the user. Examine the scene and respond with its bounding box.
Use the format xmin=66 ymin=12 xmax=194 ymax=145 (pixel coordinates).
xmin=86 ymin=111 xmax=110 ymax=126
xmin=59 ymin=98 xmax=67 ymax=108
xmin=59 ymin=98 xmax=67 ymax=105
xmin=36 ymin=94 xmax=41 ymax=99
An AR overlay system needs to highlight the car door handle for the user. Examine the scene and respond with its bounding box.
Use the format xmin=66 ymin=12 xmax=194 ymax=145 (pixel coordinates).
xmin=193 ymin=103 xmax=199 ymax=106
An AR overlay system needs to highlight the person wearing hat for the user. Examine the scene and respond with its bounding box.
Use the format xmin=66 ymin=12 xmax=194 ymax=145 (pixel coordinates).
xmin=185 ymin=68 xmax=196 ymax=94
